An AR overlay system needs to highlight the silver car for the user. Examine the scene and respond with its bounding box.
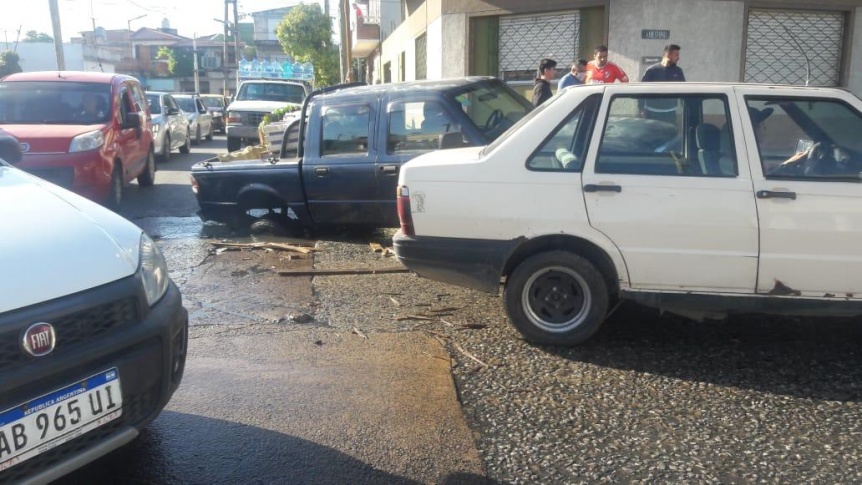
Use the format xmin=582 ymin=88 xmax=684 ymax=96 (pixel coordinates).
xmin=146 ymin=92 xmax=191 ymax=163
xmin=173 ymin=94 xmax=214 ymax=145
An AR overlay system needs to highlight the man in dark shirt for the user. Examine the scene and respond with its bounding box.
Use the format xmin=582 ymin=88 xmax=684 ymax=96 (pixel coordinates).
xmin=640 ymin=44 xmax=685 ymax=124
xmin=532 ymin=58 xmax=557 ymax=107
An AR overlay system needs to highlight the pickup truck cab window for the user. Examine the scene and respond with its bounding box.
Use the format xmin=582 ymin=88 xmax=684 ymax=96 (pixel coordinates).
xmin=321 ymin=104 xmax=372 ymax=157
xmin=596 ymin=94 xmax=737 ymax=177
xmin=747 ymin=97 xmax=862 ymax=180
xmin=453 ymin=83 xmax=531 ymax=141
xmin=387 ymin=101 xmax=462 ymax=154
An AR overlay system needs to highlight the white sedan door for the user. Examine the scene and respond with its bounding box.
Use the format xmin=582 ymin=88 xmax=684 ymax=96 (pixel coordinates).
xmin=581 ymin=86 xmax=759 ymax=293
xmin=738 ymin=88 xmax=862 ymax=298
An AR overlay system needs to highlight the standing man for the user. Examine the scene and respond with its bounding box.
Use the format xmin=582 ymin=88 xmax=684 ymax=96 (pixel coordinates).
xmin=585 ymin=45 xmax=629 ymax=84
xmin=640 ymin=44 xmax=685 ymax=123
xmin=532 ymin=58 xmax=557 ymax=107
xmin=558 ymin=59 xmax=588 ymax=90
xmin=641 ymin=44 xmax=685 ymax=82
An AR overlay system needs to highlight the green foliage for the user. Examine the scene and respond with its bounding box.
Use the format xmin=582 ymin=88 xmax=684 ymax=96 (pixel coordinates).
xmin=156 ymin=47 xmax=194 ymax=77
xmin=275 ymin=4 xmax=339 ymax=87
xmin=0 ymin=51 xmax=22 ymax=77
xmin=260 ymin=105 xmax=301 ymax=127
xmin=22 ymin=31 xmax=53 ymax=43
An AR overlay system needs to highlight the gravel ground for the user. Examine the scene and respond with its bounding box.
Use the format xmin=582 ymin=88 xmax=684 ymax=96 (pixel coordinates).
xmin=310 ymin=229 xmax=862 ymax=484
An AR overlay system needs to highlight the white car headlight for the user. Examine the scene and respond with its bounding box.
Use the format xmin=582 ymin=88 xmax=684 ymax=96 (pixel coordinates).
xmin=140 ymin=233 xmax=170 ymax=306
xmin=69 ymin=130 xmax=105 ymax=153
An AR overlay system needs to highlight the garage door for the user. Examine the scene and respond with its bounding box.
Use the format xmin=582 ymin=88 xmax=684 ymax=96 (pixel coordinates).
xmin=744 ymin=9 xmax=845 ymax=86
xmin=498 ymin=11 xmax=580 ymax=83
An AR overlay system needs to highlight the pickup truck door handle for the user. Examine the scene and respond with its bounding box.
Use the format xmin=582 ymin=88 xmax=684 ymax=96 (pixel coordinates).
xmin=756 ymin=190 xmax=796 ymax=200
xmin=583 ymin=184 xmax=622 ymax=193
xmin=379 ymin=165 xmax=399 ymax=175
xmin=313 ymin=167 xmax=330 ymax=176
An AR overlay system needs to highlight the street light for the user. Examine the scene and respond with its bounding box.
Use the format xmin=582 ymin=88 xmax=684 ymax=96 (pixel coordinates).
xmin=127 ymin=14 xmax=146 ymax=60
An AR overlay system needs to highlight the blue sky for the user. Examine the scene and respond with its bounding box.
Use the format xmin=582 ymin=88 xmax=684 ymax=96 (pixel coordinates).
xmin=2 ymin=0 xmax=328 ymax=43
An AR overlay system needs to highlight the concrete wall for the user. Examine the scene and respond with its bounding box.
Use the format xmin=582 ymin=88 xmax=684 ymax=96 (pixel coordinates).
xmin=17 ymin=43 xmax=85 ymax=72
xmin=608 ymin=0 xmax=744 ymax=83
xmin=440 ymin=14 xmax=467 ymax=78
xmin=427 ymin=16 xmax=443 ymax=80
xmin=380 ymin=0 xmax=442 ymax=82
xmin=850 ymin=7 xmax=862 ymax=98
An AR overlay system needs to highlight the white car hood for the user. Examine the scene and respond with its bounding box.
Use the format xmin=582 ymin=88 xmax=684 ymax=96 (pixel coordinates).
xmin=228 ymin=100 xmax=301 ymax=113
xmin=0 ymin=166 xmax=142 ymax=313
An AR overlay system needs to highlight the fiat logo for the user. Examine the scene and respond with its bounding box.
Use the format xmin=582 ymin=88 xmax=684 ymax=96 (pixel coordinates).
xmin=21 ymin=323 xmax=56 ymax=357
xmin=19 ymin=142 xmax=30 ymax=153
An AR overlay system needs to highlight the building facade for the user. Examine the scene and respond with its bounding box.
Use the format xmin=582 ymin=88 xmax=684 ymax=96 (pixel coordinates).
xmin=379 ymin=0 xmax=862 ymax=98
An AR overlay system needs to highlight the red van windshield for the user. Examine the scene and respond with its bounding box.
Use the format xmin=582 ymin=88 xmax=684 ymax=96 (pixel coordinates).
xmin=0 ymin=81 xmax=112 ymax=124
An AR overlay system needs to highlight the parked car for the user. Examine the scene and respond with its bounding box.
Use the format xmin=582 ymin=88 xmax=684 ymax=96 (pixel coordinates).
xmin=393 ymin=82 xmax=862 ymax=346
xmin=0 ymin=134 xmax=188 ymax=482
xmin=225 ymin=79 xmax=310 ymax=152
xmin=146 ymin=91 xmax=191 ymax=163
xmin=200 ymin=94 xmax=228 ymax=134
xmin=172 ymin=94 xmax=213 ymax=145
xmin=191 ymin=77 xmax=533 ymax=231
xmin=0 ymin=71 xmax=156 ymax=208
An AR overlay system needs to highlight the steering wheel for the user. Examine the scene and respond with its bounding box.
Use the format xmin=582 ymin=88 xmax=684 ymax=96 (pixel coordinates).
xmin=802 ymin=141 xmax=835 ymax=176
xmin=483 ymin=109 xmax=504 ymax=132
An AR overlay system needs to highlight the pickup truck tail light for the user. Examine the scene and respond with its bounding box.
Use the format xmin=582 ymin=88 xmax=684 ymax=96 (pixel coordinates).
xmin=190 ymin=175 xmax=199 ymax=195
xmin=397 ymin=186 xmax=414 ymax=236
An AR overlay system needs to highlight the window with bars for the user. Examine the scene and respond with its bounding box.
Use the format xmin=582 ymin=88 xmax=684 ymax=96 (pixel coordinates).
xmin=415 ymin=33 xmax=427 ymax=80
xmin=744 ymin=9 xmax=845 ymax=86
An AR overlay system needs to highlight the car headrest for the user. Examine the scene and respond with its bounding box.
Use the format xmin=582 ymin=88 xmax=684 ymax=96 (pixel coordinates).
xmin=695 ymin=124 xmax=721 ymax=151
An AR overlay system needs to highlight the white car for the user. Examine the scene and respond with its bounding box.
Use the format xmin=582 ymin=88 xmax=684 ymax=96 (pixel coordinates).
xmin=147 ymin=91 xmax=191 ymax=163
xmin=0 ymin=135 xmax=188 ymax=481
xmin=394 ymin=83 xmax=862 ymax=346
xmin=173 ymin=94 xmax=214 ymax=145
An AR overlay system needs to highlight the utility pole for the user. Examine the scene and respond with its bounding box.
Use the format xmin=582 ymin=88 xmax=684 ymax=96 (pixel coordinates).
xmin=223 ymin=0 xmax=229 ymax=97
xmin=48 ymin=0 xmax=66 ymax=70
xmin=193 ymin=34 xmax=200 ymax=94
xmin=233 ymin=0 xmax=240 ymax=89
xmin=324 ymin=0 xmax=330 ymax=18
xmin=338 ymin=0 xmax=352 ymax=82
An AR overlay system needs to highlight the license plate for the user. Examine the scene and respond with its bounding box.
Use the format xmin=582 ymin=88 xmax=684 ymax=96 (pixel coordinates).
xmin=0 ymin=368 xmax=123 ymax=472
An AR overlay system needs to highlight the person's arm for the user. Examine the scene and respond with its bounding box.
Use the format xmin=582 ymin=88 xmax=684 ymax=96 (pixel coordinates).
xmin=618 ymin=66 xmax=630 ymax=83
xmin=584 ymin=66 xmax=594 ymax=84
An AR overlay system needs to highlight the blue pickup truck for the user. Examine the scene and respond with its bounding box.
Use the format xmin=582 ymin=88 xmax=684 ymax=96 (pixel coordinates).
xmin=190 ymin=77 xmax=532 ymax=232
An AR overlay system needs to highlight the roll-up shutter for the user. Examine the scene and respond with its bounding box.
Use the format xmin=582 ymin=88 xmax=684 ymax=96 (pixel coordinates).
xmin=744 ymin=9 xmax=845 ymax=86
xmin=498 ymin=11 xmax=580 ymax=83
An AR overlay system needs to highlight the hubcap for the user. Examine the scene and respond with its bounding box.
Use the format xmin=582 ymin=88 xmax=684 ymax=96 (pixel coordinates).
xmin=522 ymin=266 xmax=591 ymax=333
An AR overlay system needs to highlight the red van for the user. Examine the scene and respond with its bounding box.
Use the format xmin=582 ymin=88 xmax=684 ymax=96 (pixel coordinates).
xmin=0 ymin=71 xmax=156 ymax=208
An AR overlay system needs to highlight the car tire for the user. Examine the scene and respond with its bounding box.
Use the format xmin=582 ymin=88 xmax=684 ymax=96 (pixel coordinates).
xmin=250 ymin=216 xmax=299 ymax=237
xmin=179 ymin=134 xmax=190 ymax=154
xmin=106 ymin=162 xmax=123 ymax=211
xmin=158 ymin=134 xmax=171 ymax=163
xmin=193 ymin=125 xmax=201 ymax=145
xmin=205 ymin=124 xmax=213 ymax=141
xmin=227 ymin=137 xmax=241 ymax=152
xmin=504 ymin=251 xmax=609 ymax=346
xmin=137 ymin=149 xmax=156 ymax=187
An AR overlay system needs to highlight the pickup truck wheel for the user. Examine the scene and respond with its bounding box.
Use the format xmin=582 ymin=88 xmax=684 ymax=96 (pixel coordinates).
xmin=505 ymin=251 xmax=608 ymax=346
xmin=206 ymin=124 xmax=213 ymax=141
xmin=227 ymin=137 xmax=241 ymax=152
xmin=250 ymin=217 xmax=296 ymax=237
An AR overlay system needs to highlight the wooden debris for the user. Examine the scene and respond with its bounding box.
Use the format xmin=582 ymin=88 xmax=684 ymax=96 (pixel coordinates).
xmin=380 ymin=292 xmax=404 ymax=296
xmin=211 ymin=241 xmax=316 ymax=254
xmin=369 ymin=242 xmax=395 ymax=257
xmin=430 ymin=307 xmax=461 ymax=314
xmin=425 ymin=329 xmax=448 ymax=339
xmin=396 ymin=314 xmax=433 ymax=321
xmin=352 ymin=327 xmax=368 ymax=339
xmin=389 ymin=297 xmax=401 ymax=306
xmin=458 ymin=323 xmax=488 ymax=330
xmin=452 ymin=341 xmax=489 ymax=368
xmin=279 ymin=267 xmax=409 ymax=277
xmin=439 ymin=319 xmax=455 ymax=327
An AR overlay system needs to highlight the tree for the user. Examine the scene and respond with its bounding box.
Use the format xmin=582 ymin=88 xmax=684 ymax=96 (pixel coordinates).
xmin=156 ymin=47 xmax=194 ymax=77
xmin=275 ymin=4 xmax=339 ymax=87
xmin=0 ymin=51 xmax=22 ymax=77
xmin=22 ymin=31 xmax=53 ymax=43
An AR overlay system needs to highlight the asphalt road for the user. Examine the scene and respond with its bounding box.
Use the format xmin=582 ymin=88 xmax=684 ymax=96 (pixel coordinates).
xmin=55 ymin=136 xmax=487 ymax=485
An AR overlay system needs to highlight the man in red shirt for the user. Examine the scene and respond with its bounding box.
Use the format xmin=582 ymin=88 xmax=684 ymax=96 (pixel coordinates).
xmin=585 ymin=45 xmax=629 ymax=84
